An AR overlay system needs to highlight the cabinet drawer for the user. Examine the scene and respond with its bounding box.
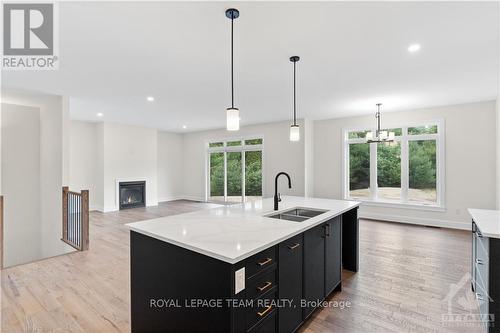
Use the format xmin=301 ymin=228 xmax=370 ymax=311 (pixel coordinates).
xmin=246 ymin=291 xmax=277 ymax=330
xmin=475 ymin=260 xmax=489 ymax=294
xmin=476 ymin=231 xmax=489 ymax=262
xmin=248 ymin=308 xmax=276 ymax=333
xmin=280 ymin=234 xmax=303 ymax=254
xmin=247 ymin=269 xmax=277 ymax=300
xmin=475 ymin=283 xmax=490 ymax=320
xmin=245 ymin=246 xmax=277 ymax=279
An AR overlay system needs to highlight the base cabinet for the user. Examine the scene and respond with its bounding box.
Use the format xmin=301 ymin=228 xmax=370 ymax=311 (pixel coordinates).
xmin=278 ymin=234 xmax=303 ymax=333
xmin=302 ymin=216 xmax=342 ymax=320
xmin=303 ymin=223 xmax=326 ymax=319
xmin=325 ymin=216 xmax=342 ymax=295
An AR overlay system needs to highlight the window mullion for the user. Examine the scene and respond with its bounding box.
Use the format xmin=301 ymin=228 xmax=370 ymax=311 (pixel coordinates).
xmin=370 ymin=142 xmax=378 ymax=200
xmin=242 ymin=151 xmax=246 ymax=203
xmin=401 ymin=127 xmax=409 ymax=203
xmin=224 ymin=151 xmax=227 ymax=202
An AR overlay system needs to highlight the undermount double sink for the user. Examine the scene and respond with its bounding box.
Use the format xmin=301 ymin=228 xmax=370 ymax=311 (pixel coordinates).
xmin=266 ymin=208 xmax=328 ymax=222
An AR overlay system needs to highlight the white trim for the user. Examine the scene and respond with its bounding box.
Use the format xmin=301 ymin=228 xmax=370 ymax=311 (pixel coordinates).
xmin=401 ymin=127 xmax=409 ymax=201
xmin=158 ymin=196 xmax=185 ymax=202
xmin=103 ymin=206 xmax=119 ymax=213
xmin=360 ymin=212 xmax=469 ymax=231
xmin=242 ymin=151 xmax=246 ymax=202
xmin=223 ymin=151 xmax=227 ymax=201
xmin=89 ymin=205 xmax=104 ymax=212
xmin=354 ymin=198 xmax=446 ymax=212
xmin=180 ymin=195 xmax=207 ymax=202
xmin=369 ymin=142 xmax=377 ymax=200
xmin=159 ymin=196 xmax=206 ymax=203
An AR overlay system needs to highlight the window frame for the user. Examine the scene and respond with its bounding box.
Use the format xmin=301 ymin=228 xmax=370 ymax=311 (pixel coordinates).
xmin=342 ymin=119 xmax=445 ymax=211
xmin=205 ymin=135 xmax=264 ymax=203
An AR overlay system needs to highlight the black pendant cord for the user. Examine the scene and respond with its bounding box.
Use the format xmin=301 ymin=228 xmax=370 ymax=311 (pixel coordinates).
xmin=293 ymin=60 xmax=297 ymax=126
xmin=230 ymin=14 xmax=234 ymax=109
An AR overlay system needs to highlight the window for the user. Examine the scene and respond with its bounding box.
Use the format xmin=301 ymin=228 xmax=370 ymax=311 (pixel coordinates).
xmin=344 ymin=122 xmax=444 ymax=208
xmin=207 ymin=138 xmax=263 ymax=203
xmin=348 ymin=143 xmax=370 ymax=199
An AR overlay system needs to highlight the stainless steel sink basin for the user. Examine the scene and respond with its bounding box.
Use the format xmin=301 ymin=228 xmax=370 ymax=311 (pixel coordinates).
xmin=266 ymin=208 xmax=328 ymax=222
xmin=268 ymin=213 xmax=309 ymax=222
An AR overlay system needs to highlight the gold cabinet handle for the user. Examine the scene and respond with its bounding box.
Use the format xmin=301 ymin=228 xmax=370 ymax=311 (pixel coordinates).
xmin=288 ymin=243 xmax=301 ymax=250
xmin=257 ymin=281 xmax=272 ymax=292
xmin=257 ymin=257 xmax=272 ymax=266
xmin=257 ymin=305 xmax=273 ymax=317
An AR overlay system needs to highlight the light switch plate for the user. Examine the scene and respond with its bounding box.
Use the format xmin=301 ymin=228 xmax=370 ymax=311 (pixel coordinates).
xmin=235 ymin=267 xmax=245 ymax=294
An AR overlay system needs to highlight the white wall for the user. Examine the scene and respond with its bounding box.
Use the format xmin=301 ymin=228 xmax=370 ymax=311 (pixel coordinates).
xmin=96 ymin=123 xmax=105 ymax=210
xmin=39 ymin=95 xmax=73 ymax=259
xmin=69 ymin=120 xmax=100 ymax=210
xmin=1 ymin=104 xmax=41 ymax=267
xmin=157 ymin=131 xmax=184 ymax=201
xmin=314 ymin=101 xmax=497 ymax=229
xmin=182 ymin=120 xmax=305 ymax=200
xmin=304 ymin=119 xmax=315 ymax=197
xmin=1 ymin=90 xmax=73 ymax=266
xmin=102 ymin=122 xmax=158 ymax=211
xmin=68 ymin=121 xmax=187 ymax=211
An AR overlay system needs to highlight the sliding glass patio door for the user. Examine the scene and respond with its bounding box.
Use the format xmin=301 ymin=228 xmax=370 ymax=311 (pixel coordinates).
xmin=208 ymin=139 xmax=263 ymax=203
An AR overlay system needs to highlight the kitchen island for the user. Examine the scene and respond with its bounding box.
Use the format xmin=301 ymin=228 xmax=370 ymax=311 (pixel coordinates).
xmin=127 ymin=196 xmax=360 ymax=333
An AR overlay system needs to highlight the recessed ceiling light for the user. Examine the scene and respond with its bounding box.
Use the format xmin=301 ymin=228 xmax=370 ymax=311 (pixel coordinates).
xmin=146 ymin=96 xmax=155 ymax=102
xmin=182 ymin=125 xmax=187 ymax=129
xmin=97 ymin=113 xmax=103 ymax=117
xmin=408 ymin=44 xmax=421 ymax=53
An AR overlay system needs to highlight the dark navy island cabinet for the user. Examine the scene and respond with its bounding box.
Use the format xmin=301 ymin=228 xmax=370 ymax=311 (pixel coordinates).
xmin=130 ymin=207 xmax=358 ymax=333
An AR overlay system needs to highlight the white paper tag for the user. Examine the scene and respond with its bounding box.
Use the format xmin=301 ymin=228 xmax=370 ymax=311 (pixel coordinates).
xmin=235 ymin=267 xmax=245 ymax=294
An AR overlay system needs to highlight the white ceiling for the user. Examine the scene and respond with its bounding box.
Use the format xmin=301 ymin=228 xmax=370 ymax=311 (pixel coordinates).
xmin=2 ymin=1 xmax=498 ymax=132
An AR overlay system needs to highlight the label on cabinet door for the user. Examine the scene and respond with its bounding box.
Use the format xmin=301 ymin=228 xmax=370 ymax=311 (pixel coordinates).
xmin=235 ymin=267 xmax=245 ymax=294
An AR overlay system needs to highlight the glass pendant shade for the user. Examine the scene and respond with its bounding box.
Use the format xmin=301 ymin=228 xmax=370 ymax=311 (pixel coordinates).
xmin=226 ymin=107 xmax=240 ymax=131
xmin=290 ymin=125 xmax=300 ymax=141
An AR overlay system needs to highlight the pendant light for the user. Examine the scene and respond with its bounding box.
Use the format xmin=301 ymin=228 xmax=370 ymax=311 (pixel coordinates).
xmin=289 ymin=56 xmax=300 ymax=141
xmin=366 ymin=103 xmax=395 ymax=143
xmin=225 ymin=8 xmax=240 ymax=131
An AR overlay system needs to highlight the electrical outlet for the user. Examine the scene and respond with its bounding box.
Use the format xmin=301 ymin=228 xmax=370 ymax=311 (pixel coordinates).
xmin=235 ymin=267 xmax=245 ymax=294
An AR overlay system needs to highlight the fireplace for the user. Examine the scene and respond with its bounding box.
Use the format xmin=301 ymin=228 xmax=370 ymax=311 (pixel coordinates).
xmin=119 ymin=181 xmax=146 ymax=210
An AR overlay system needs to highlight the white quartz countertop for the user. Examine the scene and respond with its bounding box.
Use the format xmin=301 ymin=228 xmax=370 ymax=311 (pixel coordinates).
xmin=126 ymin=196 xmax=360 ymax=264
xmin=469 ymin=208 xmax=500 ymax=239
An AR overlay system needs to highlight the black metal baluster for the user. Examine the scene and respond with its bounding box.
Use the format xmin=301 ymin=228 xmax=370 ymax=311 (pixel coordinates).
xmin=69 ymin=193 xmax=72 ymax=243
xmin=78 ymin=194 xmax=80 ymax=246
xmin=69 ymin=194 xmax=72 ymax=243
xmin=71 ymin=194 xmax=74 ymax=244
xmin=73 ymin=194 xmax=76 ymax=244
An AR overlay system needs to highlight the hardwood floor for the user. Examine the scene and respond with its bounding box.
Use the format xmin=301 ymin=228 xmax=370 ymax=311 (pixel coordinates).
xmin=1 ymin=201 xmax=481 ymax=333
